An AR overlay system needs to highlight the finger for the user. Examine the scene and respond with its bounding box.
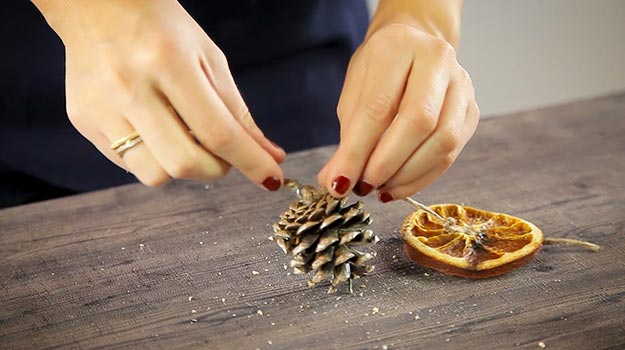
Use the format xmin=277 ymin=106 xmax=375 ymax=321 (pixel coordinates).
xmin=321 ymin=43 xmax=413 ymax=196
xmin=159 ymin=61 xmax=284 ymax=191
xmin=354 ymin=62 xmax=450 ymax=196
xmin=467 ymin=99 xmax=480 ymax=134
xmin=99 ymin=116 xmax=170 ymax=187
xmin=199 ymin=51 xmax=286 ymax=163
xmin=234 ymin=108 xmax=286 ymax=164
xmin=124 ymin=87 xmax=231 ymax=181
xmin=91 ymin=133 xmax=130 ymax=172
xmin=336 ymin=46 xmax=366 ymax=132
xmin=316 ymin=163 xmax=329 ymax=188
xmin=376 ymin=162 xmax=450 ymax=202
xmin=316 ymin=48 xmax=366 ymax=184
xmin=382 ymin=73 xmax=477 ymax=190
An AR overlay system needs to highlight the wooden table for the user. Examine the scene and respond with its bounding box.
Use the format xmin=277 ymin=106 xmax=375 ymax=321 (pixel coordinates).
xmin=2 ymin=93 xmax=625 ymax=350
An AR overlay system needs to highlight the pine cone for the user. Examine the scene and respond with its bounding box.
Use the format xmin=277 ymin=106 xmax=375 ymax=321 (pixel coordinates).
xmin=273 ymin=179 xmax=379 ymax=293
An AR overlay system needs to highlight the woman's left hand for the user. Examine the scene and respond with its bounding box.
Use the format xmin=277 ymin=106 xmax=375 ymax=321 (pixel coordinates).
xmin=318 ymin=23 xmax=479 ymax=202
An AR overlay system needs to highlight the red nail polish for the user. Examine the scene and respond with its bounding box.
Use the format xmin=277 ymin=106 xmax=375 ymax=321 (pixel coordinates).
xmin=262 ymin=177 xmax=281 ymax=191
xmin=331 ymin=175 xmax=351 ymax=195
xmin=353 ymin=180 xmax=374 ymax=197
xmin=378 ymin=192 xmax=394 ymax=203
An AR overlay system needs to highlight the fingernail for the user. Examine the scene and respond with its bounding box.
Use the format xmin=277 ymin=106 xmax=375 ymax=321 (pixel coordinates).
xmin=262 ymin=177 xmax=281 ymax=191
xmin=331 ymin=175 xmax=351 ymax=195
xmin=378 ymin=191 xmax=394 ymax=203
xmin=353 ymin=180 xmax=374 ymax=197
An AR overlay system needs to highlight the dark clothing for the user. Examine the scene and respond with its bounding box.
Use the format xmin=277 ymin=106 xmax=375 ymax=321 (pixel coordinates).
xmin=0 ymin=0 xmax=369 ymax=207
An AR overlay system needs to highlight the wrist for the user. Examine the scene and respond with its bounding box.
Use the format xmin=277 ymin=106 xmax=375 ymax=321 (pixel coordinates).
xmin=367 ymin=0 xmax=462 ymax=48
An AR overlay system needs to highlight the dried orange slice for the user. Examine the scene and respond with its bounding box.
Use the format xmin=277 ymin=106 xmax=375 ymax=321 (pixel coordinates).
xmin=400 ymin=204 xmax=543 ymax=278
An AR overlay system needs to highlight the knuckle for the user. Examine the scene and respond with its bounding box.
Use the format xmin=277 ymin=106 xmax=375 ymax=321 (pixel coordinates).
xmin=336 ymin=100 xmax=349 ymax=121
xmin=403 ymin=106 xmax=438 ymax=135
xmin=457 ymin=66 xmax=473 ymax=86
xmin=235 ymin=106 xmax=253 ymax=126
xmin=141 ymin=170 xmax=169 ymax=187
xmin=466 ymin=101 xmax=481 ymax=133
xmin=202 ymin=41 xmax=229 ymax=69
xmin=167 ymin=156 xmax=196 ymax=179
xmin=65 ymin=104 xmax=94 ymax=136
xmin=442 ymin=151 xmax=457 ymax=168
xmin=212 ymin=49 xmax=229 ymax=68
xmin=362 ymin=92 xmax=395 ymax=123
xmin=65 ymin=103 xmax=83 ymax=125
xmin=215 ymin=163 xmax=232 ymax=178
xmin=206 ymin=126 xmax=235 ymax=153
xmin=365 ymin=28 xmax=388 ymax=48
xmin=202 ymin=153 xmax=232 ymax=180
xmin=437 ymin=127 xmax=461 ymax=154
xmin=134 ymin=36 xmax=176 ymax=69
xmin=432 ymin=38 xmax=456 ymax=61
xmin=240 ymin=117 xmax=257 ymax=136
xmin=471 ymin=100 xmax=481 ymax=119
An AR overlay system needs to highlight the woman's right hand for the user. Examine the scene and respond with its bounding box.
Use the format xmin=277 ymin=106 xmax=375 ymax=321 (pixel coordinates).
xmin=33 ymin=0 xmax=286 ymax=190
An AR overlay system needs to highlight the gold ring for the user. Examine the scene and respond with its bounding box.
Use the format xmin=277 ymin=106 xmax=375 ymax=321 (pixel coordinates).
xmin=110 ymin=130 xmax=143 ymax=155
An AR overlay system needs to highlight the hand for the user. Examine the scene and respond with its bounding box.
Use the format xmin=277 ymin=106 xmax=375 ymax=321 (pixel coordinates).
xmin=318 ymin=23 xmax=479 ymax=201
xmin=37 ymin=0 xmax=285 ymax=190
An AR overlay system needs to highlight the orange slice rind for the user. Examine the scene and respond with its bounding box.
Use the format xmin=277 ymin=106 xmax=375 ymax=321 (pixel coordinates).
xmin=400 ymin=204 xmax=543 ymax=278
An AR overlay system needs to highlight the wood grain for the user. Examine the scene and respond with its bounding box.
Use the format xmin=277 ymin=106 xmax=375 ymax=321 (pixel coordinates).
xmin=1 ymin=93 xmax=625 ymax=349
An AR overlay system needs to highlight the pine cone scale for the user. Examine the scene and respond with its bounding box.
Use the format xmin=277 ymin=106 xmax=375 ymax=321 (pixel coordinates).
xmin=274 ymin=181 xmax=380 ymax=293
xmin=311 ymin=246 xmax=334 ymax=270
xmin=319 ymin=214 xmax=343 ymax=230
xmin=334 ymin=246 xmax=356 ymax=265
xmin=316 ymin=230 xmax=339 ymax=252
